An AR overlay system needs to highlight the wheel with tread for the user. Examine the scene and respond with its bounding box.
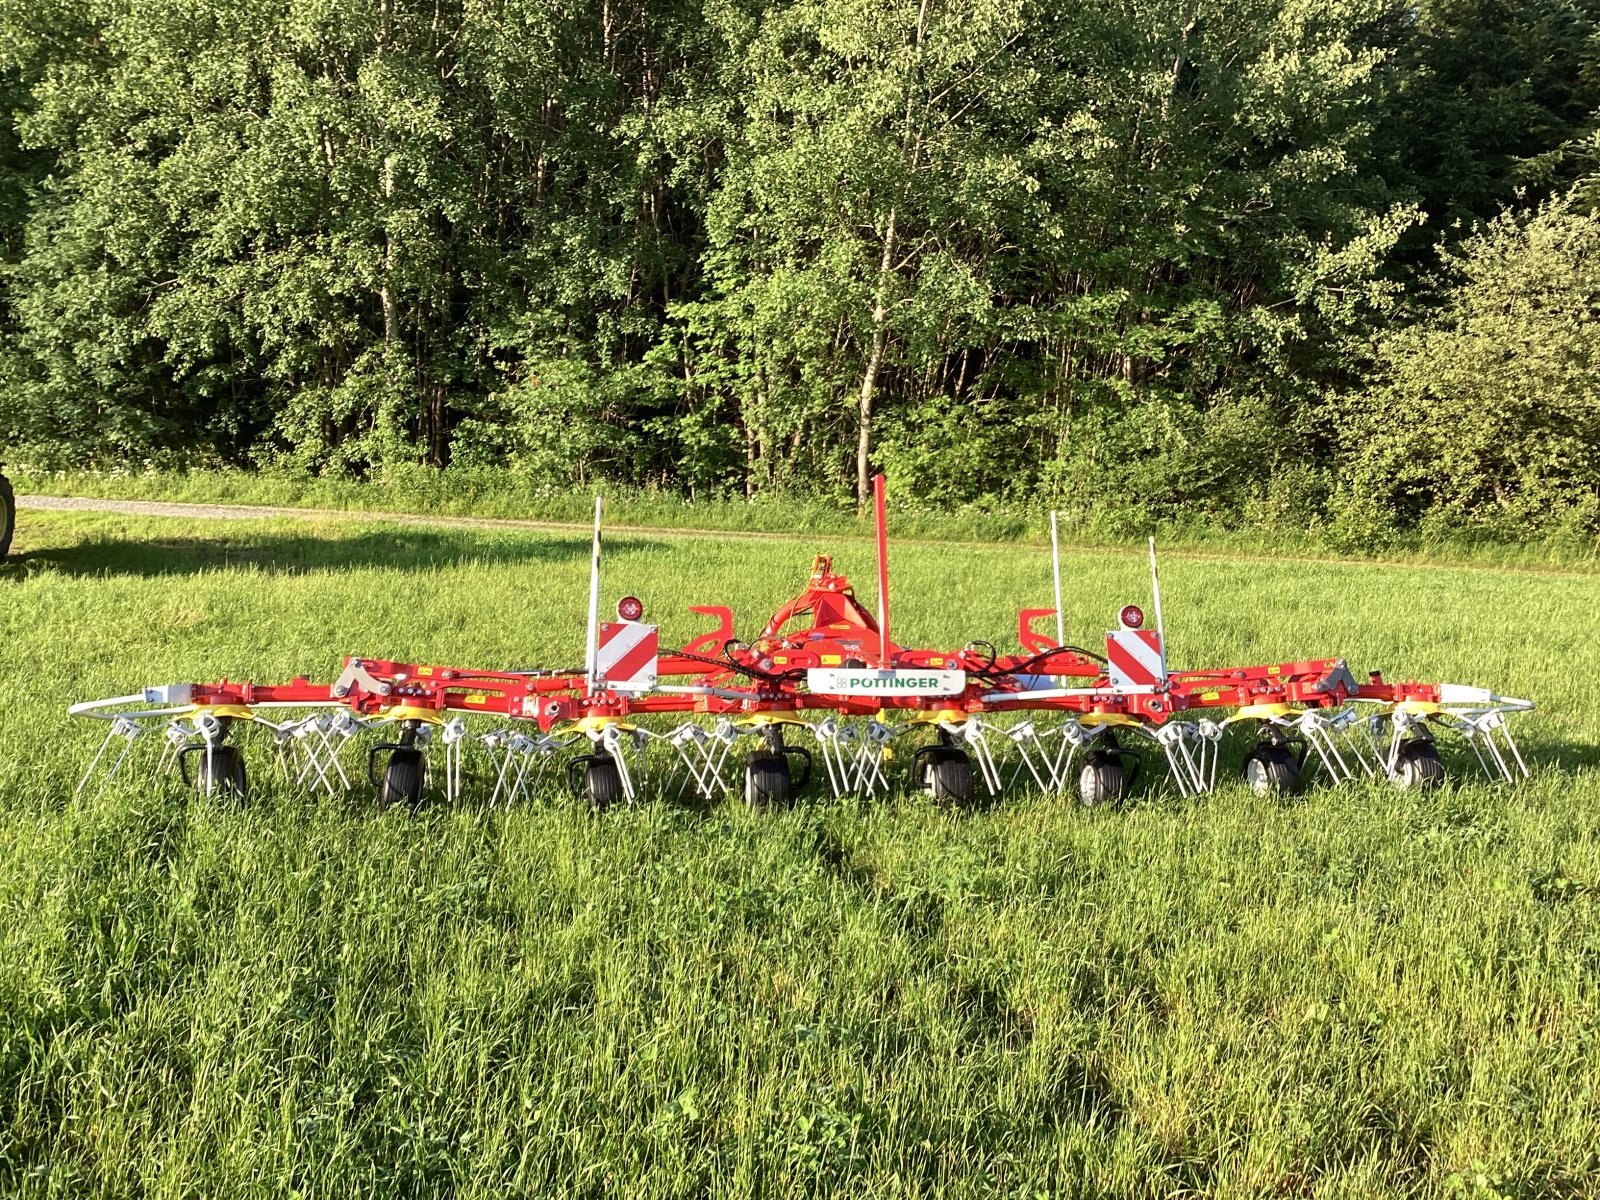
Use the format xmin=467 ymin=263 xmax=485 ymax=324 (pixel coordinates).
xmin=1391 ymin=739 xmax=1445 ymax=790
xmin=194 ymin=744 xmax=248 ymax=800
xmin=380 ymin=747 xmax=425 ymax=809
xmin=921 ymin=746 xmax=975 ymax=807
xmin=0 ymin=472 xmax=13 ymax=562
xmin=744 ymin=752 xmax=792 ymax=808
xmin=585 ymin=756 xmax=624 ymax=812
xmin=1244 ymin=743 xmax=1302 ymax=797
xmin=1078 ymin=750 xmax=1128 ymax=807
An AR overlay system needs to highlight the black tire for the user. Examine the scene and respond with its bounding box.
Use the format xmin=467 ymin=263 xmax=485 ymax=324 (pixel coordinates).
xmin=1391 ymin=738 xmax=1446 ymax=790
xmin=1243 ymin=743 xmax=1303 ymax=797
xmin=194 ymin=744 xmax=248 ymax=800
xmin=585 ymin=756 xmax=624 ymax=812
xmin=0 ymin=472 xmax=13 ymax=562
xmin=380 ymin=747 xmax=425 ymax=809
xmin=920 ymin=747 xmax=975 ymax=806
xmin=744 ymin=751 xmax=792 ymax=808
xmin=1078 ymin=750 xmax=1128 ymax=807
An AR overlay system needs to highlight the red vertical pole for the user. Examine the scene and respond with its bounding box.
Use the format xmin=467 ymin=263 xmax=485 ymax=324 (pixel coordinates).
xmin=873 ymin=472 xmax=891 ymax=666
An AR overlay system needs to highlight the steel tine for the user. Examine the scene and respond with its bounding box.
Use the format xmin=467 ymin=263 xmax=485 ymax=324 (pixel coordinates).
xmin=299 ymin=721 xmax=342 ymax=794
xmin=1006 ymin=724 xmax=1052 ymax=793
xmin=1318 ymin=722 xmax=1357 ymax=782
xmin=498 ymin=737 xmax=530 ymax=807
xmin=77 ymin=727 xmax=119 ymax=796
xmin=1480 ymin=718 xmax=1513 ymax=782
xmin=1306 ymin=721 xmax=1345 ymax=783
xmin=814 ymin=726 xmax=846 ymax=797
xmin=525 ymin=741 xmax=558 ymax=803
xmin=1179 ymin=727 xmax=1207 ymax=795
xmin=488 ymin=742 xmax=515 ymax=807
xmin=503 ymin=751 xmax=525 ymax=809
xmin=1460 ymin=719 xmax=1494 ymax=780
xmin=156 ymin=721 xmax=191 ymax=778
xmin=105 ymin=729 xmax=143 ymax=785
xmin=959 ymin=721 xmax=1002 ymax=796
xmin=670 ymin=745 xmax=696 ymax=800
xmin=290 ymin=721 xmax=328 ymax=790
xmin=319 ymin=724 xmax=354 ymax=790
xmin=1162 ymin=736 xmax=1196 ymax=798
xmin=1384 ymin=722 xmax=1405 ymax=779
xmin=1499 ymin=718 xmax=1530 ymax=777
xmin=966 ymin=729 xmax=992 ymax=793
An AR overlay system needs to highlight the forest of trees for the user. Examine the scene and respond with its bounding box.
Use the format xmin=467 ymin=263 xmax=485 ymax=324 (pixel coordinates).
xmin=0 ymin=0 xmax=1597 ymax=540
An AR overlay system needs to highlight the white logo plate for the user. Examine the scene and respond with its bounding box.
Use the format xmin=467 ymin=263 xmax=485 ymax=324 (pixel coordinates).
xmin=806 ymin=669 xmax=967 ymax=697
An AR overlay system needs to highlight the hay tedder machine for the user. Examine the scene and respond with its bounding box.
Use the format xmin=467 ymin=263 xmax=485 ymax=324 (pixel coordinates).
xmin=69 ymin=477 xmax=1535 ymax=810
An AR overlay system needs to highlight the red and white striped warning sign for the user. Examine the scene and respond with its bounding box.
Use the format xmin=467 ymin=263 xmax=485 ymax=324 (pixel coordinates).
xmin=596 ymin=621 xmax=659 ymax=692
xmin=1105 ymin=628 xmax=1166 ymax=690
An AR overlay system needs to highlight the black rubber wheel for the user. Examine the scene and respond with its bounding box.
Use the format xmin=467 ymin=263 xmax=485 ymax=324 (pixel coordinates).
xmin=1078 ymin=750 xmax=1128 ymax=807
xmin=585 ymin=756 xmax=624 ymax=812
xmin=380 ymin=747 xmax=425 ymax=809
xmin=0 ymin=472 xmax=13 ymax=562
xmin=194 ymin=744 xmax=247 ymax=799
xmin=921 ymin=747 xmax=975 ymax=806
xmin=1243 ymin=743 xmax=1303 ymax=797
xmin=744 ymin=752 xmax=792 ymax=808
xmin=1391 ymin=738 xmax=1446 ymax=790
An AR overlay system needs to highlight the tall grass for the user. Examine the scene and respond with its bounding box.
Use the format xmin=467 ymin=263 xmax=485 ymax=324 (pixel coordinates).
xmin=11 ymin=464 xmax=1600 ymax=573
xmin=1 ymin=510 xmax=1597 ymax=1197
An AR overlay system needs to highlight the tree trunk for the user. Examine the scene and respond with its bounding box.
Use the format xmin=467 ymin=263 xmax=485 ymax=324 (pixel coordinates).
xmin=380 ymin=153 xmax=399 ymax=351
xmin=857 ymin=206 xmax=898 ymax=510
xmin=375 ymin=1 xmax=405 ymax=457
xmin=430 ymin=384 xmax=447 ymax=466
xmin=854 ymin=0 xmax=927 ymax=508
xmin=744 ymin=413 xmax=758 ymax=499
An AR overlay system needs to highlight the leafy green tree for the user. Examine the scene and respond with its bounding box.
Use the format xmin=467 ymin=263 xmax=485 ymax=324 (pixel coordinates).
xmin=672 ymin=0 xmax=1037 ymax=506
xmin=0 ymin=0 xmax=1595 ymax=541
xmin=1373 ymin=0 xmax=1600 ymax=238
xmin=0 ymin=0 xmax=715 ymax=476
xmin=672 ymin=0 xmax=1418 ymax=510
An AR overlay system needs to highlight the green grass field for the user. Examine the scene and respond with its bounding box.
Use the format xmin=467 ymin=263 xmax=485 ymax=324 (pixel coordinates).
xmin=2 ymin=510 xmax=1598 ymax=1198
